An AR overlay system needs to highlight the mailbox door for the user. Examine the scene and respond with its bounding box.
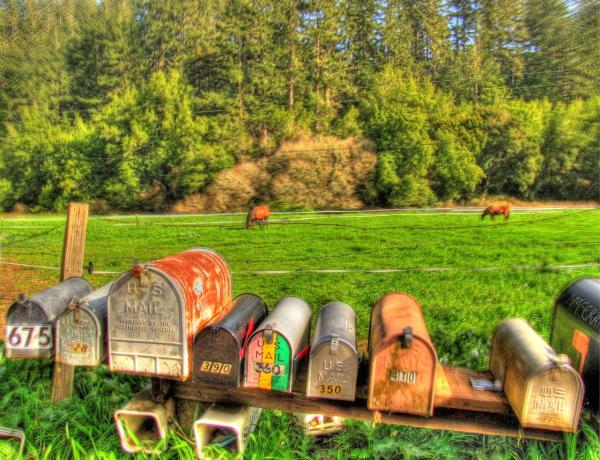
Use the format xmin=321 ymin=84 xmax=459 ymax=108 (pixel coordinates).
xmin=551 ymin=301 xmax=599 ymax=413
xmin=56 ymin=307 xmax=102 ymax=366
xmin=307 ymin=341 xmax=357 ymax=401
xmin=245 ymin=332 xmax=292 ymax=391
xmin=522 ymin=367 xmax=583 ymax=432
xmin=5 ymin=303 xmax=52 ymax=359
xmin=368 ymin=338 xmax=436 ymax=416
xmin=108 ymin=269 xmax=186 ymax=378
xmin=195 ymin=328 xmax=240 ymax=387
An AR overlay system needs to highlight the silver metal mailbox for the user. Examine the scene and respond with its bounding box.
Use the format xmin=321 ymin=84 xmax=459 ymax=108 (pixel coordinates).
xmin=490 ymin=318 xmax=583 ymax=432
xmin=5 ymin=277 xmax=93 ymax=359
xmin=550 ymin=277 xmax=599 ymax=413
xmin=55 ymin=282 xmax=112 ymax=366
xmin=107 ymin=248 xmax=232 ymax=381
xmin=244 ymin=296 xmax=311 ymax=392
xmin=307 ymin=301 xmax=358 ymax=401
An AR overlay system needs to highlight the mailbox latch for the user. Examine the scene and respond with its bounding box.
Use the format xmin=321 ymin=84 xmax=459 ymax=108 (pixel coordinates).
xmin=264 ymin=325 xmax=273 ymax=344
xmin=330 ymin=333 xmax=339 ymax=355
xmin=401 ymin=327 xmax=413 ymax=349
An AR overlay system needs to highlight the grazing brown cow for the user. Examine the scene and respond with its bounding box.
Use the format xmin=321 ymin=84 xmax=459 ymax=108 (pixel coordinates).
xmin=481 ymin=204 xmax=511 ymax=220
xmin=246 ymin=205 xmax=270 ymax=229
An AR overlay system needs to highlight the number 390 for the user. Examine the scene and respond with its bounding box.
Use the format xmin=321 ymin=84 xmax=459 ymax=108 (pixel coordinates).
xmin=7 ymin=326 xmax=52 ymax=349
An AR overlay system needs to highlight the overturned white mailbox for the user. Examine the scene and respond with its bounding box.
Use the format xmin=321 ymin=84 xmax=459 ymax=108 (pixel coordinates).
xmin=193 ymin=404 xmax=261 ymax=459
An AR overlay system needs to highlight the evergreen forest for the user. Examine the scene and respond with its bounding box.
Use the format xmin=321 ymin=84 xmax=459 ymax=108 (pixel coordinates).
xmin=0 ymin=0 xmax=598 ymax=211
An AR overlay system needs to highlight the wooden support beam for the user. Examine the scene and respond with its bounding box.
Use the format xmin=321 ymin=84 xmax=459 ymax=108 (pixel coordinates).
xmin=51 ymin=203 xmax=89 ymax=402
xmin=173 ymin=362 xmax=562 ymax=442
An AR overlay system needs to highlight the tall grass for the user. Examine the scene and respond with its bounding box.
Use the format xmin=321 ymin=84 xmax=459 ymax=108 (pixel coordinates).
xmin=0 ymin=209 xmax=598 ymax=458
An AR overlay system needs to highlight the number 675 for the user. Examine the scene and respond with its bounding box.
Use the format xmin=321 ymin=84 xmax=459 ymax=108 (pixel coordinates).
xmin=7 ymin=326 xmax=52 ymax=348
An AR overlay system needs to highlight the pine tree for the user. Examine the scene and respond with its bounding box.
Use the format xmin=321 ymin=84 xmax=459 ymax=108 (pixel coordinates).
xmin=522 ymin=0 xmax=579 ymax=101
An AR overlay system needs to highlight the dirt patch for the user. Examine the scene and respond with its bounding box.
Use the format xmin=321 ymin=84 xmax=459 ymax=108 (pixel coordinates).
xmin=0 ymin=261 xmax=57 ymax=340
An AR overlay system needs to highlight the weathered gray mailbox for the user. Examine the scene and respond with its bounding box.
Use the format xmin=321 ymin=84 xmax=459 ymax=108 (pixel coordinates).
xmin=194 ymin=293 xmax=268 ymax=387
xmin=55 ymin=282 xmax=112 ymax=367
xmin=5 ymin=277 xmax=93 ymax=359
xmin=244 ymin=297 xmax=311 ymax=392
xmin=490 ymin=318 xmax=583 ymax=432
xmin=107 ymin=248 xmax=232 ymax=380
xmin=550 ymin=277 xmax=599 ymax=413
xmin=306 ymin=301 xmax=358 ymax=401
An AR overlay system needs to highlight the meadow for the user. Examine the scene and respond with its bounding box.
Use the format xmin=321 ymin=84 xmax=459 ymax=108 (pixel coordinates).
xmin=0 ymin=207 xmax=599 ymax=459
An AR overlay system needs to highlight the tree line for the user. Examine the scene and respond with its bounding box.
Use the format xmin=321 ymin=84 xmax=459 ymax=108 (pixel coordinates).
xmin=0 ymin=0 xmax=598 ymax=211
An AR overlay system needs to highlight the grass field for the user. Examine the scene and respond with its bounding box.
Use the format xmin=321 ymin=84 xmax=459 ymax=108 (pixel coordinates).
xmin=0 ymin=208 xmax=599 ymax=459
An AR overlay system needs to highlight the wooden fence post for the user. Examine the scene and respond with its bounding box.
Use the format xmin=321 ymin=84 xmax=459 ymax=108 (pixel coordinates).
xmin=51 ymin=202 xmax=89 ymax=402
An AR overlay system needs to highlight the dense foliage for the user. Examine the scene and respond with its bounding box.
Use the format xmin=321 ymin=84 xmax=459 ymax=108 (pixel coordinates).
xmin=0 ymin=0 xmax=598 ymax=211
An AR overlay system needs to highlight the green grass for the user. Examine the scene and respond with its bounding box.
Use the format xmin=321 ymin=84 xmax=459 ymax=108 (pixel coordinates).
xmin=0 ymin=208 xmax=599 ymax=459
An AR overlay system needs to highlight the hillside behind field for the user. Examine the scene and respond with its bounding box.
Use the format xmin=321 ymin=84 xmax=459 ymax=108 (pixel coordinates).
xmin=0 ymin=1 xmax=598 ymax=213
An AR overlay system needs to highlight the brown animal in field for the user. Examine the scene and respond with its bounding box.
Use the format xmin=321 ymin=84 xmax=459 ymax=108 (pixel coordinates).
xmin=481 ymin=204 xmax=511 ymax=220
xmin=246 ymin=205 xmax=270 ymax=229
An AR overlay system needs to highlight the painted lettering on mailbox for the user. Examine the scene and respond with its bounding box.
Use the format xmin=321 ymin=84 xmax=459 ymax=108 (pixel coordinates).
xmin=317 ymin=360 xmax=348 ymax=385
xmin=390 ymin=369 xmax=417 ymax=384
xmin=531 ymin=386 xmax=567 ymax=414
xmin=199 ymin=360 xmax=233 ymax=375
xmin=245 ymin=332 xmax=291 ymax=391
xmin=116 ymin=278 xmax=177 ymax=336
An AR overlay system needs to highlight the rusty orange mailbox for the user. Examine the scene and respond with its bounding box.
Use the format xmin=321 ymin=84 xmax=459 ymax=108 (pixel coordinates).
xmin=107 ymin=247 xmax=232 ymax=380
xmin=368 ymin=292 xmax=437 ymax=416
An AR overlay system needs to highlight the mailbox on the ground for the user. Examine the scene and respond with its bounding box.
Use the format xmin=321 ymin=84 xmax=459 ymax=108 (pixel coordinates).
xmin=194 ymin=293 xmax=268 ymax=387
xmin=368 ymin=292 xmax=437 ymax=416
xmin=55 ymin=282 xmax=112 ymax=366
xmin=193 ymin=404 xmax=262 ymax=458
xmin=107 ymin=247 xmax=232 ymax=380
xmin=306 ymin=301 xmax=358 ymax=401
xmin=244 ymin=296 xmax=311 ymax=392
xmin=5 ymin=277 xmax=93 ymax=359
xmin=550 ymin=277 xmax=599 ymax=413
xmin=490 ymin=318 xmax=583 ymax=432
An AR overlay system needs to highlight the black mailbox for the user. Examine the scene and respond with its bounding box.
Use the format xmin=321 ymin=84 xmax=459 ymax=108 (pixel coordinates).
xmin=550 ymin=277 xmax=599 ymax=413
xmin=193 ymin=294 xmax=267 ymax=387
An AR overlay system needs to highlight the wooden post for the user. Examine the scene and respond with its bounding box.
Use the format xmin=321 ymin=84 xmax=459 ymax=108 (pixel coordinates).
xmin=51 ymin=202 xmax=89 ymax=402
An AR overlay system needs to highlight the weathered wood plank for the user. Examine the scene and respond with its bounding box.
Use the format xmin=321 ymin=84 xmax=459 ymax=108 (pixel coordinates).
xmin=51 ymin=203 xmax=89 ymax=402
xmin=172 ymin=363 xmax=562 ymax=442
xmin=434 ymin=365 xmax=507 ymax=414
xmin=59 ymin=203 xmax=89 ymax=281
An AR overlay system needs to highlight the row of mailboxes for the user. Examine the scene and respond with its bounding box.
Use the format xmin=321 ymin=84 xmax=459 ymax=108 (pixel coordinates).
xmin=194 ymin=297 xmax=360 ymax=400
xmin=5 ymin=256 xmax=590 ymax=433
xmin=5 ymin=248 xmax=234 ymax=379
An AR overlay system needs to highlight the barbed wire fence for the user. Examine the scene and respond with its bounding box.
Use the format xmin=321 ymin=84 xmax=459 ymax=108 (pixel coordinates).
xmin=1 ymin=207 xmax=598 ymax=276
